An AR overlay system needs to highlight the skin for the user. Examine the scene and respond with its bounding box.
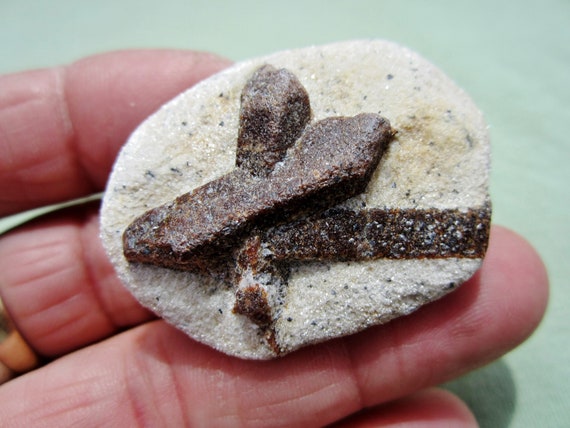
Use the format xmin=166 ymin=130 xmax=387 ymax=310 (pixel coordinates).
xmin=0 ymin=50 xmax=548 ymax=427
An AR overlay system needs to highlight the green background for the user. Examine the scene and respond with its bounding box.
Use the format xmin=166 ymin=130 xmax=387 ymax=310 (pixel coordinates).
xmin=1 ymin=0 xmax=568 ymax=426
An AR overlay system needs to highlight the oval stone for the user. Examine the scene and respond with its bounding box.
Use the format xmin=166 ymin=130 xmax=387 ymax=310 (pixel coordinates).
xmin=100 ymin=40 xmax=491 ymax=359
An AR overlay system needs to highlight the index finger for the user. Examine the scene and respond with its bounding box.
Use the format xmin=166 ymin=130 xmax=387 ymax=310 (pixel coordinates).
xmin=0 ymin=50 xmax=231 ymax=216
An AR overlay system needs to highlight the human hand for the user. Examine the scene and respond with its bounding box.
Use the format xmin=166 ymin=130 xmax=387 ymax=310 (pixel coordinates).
xmin=0 ymin=50 xmax=548 ymax=427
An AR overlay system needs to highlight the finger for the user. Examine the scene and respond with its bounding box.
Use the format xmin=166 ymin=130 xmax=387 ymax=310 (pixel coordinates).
xmin=331 ymin=388 xmax=477 ymax=428
xmin=343 ymin=225 xmax=548 ymax=406
xmin=0 ymin=49 xmax=231 ymax=215
xmin=0 ymin=226 xmax=548 ymax=426
xmin=0 ymin=204 xmax=153 ymax=357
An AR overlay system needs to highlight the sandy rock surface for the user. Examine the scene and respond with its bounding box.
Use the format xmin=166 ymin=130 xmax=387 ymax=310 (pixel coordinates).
xmin=100 ymin=40 xmax=491 ymax=359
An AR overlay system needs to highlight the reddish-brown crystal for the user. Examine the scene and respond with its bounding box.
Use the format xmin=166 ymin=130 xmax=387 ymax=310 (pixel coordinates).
xmin=122 ymin=113 xmax=393 ymax=270
xmin=264 ymin=205 xmax=491 ymax=262
xmin=237 ymin=65 xmax=311 ymax=176
xmin=233 ymin=285 xmax=273 ymax=327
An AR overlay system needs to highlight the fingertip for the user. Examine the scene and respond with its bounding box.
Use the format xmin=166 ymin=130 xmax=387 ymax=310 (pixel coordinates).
xmin=428 ymin=224 xmax=549 ymax=363
xmin=481 ymin=225 xmax=549 ymax=344
xmin=341 ymin=224 xmax=550 ymax=407
xmin=430 ymin=224 xmax=550 ymax=371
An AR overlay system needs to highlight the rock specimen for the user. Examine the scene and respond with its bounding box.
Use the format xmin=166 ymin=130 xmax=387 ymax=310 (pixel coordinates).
xmin=100 ymin=40 xmax=491 ymax=359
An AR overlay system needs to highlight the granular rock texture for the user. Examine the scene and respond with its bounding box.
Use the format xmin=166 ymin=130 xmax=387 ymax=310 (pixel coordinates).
xmin=101 ymin=40 xmax=492 ymax=359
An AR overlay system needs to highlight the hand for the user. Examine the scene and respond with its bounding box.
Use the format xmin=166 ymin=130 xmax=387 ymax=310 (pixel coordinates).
xmin=0 ymin=50 xmax=548 ymax=427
